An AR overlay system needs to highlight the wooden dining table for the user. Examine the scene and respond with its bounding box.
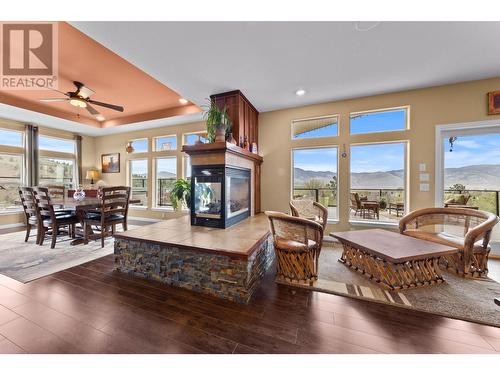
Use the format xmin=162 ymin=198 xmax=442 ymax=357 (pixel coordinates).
xmin=55 ymin=196 xmax=141 ymax=245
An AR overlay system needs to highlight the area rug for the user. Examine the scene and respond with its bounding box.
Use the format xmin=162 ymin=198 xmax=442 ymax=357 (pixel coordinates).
xmin=0 ymin=226 xmax=137 ymax=283
xmin=283 ymin=245 xmax=500 ymax=328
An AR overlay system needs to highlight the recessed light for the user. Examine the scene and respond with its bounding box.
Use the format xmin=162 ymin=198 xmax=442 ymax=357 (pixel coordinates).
xmin=295 ymin=89 xmax=306 ymax=96
xmin=96 ymin=115 xmax=105 ymax=121
xmin=355 ymin=21 xmax=380 ymax=32
xmin=179 ymin=98 xmax=188 ymax=105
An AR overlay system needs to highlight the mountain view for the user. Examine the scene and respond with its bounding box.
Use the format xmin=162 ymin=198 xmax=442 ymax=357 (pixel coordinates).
xmin=294 ymin=164 xmax=500 ymax=190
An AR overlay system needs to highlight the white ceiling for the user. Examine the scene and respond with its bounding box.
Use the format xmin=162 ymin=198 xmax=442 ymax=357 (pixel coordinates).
xmin=72 ymin=21 xmax=500 ymax=113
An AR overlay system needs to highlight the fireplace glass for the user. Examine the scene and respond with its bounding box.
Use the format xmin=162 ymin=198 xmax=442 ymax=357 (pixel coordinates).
xmin=191 ymin=165 xmax=251 ymax=228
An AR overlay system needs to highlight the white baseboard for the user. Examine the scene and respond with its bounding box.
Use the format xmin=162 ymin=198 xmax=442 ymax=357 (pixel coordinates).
xmin=0 ymin=222 xmax=24 ymax=229
xmin=128 ymin=216 xmax=161 ymax=223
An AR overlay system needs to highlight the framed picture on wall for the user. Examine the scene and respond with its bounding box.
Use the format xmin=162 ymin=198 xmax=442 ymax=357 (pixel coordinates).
xmin=101 ymin=153 xmax=120 ymax=173
xmin=488 ymin=91 xmax=500 ymax=115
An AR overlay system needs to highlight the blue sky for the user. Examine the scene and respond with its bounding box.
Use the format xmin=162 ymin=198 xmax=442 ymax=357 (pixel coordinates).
xmin=350 ymin=109 xmax=406 ymax=134
xmin=39 ymin=136 xmax=75 ymax=153
xmin=293 ymin=143 xmax=405 ymax=173
xmin=444 ymin=133 xmax=500 ymax=168
xmin=0 ymin=129 xmax=23 ymax=147
xmin=293 ymin=123 xmax=337 ymax=139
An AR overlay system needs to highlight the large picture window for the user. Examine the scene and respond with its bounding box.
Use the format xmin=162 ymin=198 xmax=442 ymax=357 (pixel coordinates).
xmin=39 ymin=157 xmax=75 ymax=188
xmin=0 ymin=128 xmax=23 ymax=147
xmin=0 ymin=153 xmax=23 ymax=211
xmin=155 ymin=157 xmax=177 ymax=208
xmin=128 ymin=138 xmax=149 ymax=153
xmin=350 ymin=107 xmax=408 ymax=135
xmin=130 ymin=159 xmax=148 ymax=206
xmin=349 ymin=142 xmax=406 ymax=223
xmin=39 ymin=135 xmax=75 ymax=153
xmin=154 ymin=135 xmax=177 ymax=151
xmin=292 ymin=147 xmax=338 ymax=220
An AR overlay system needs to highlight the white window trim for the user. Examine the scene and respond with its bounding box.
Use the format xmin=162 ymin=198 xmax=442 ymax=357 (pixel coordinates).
xmin=435 ymin=119 xmax=500 ymax=207
xmin=153 ymin=156 xmax=177 ymax=209
xmin=128 ymin=158 xmax=149 ymax=208
xmin=153 ymin=134 xmax=177 ymax=152
xmin=349 ymin=105 xmax=410 ymax=135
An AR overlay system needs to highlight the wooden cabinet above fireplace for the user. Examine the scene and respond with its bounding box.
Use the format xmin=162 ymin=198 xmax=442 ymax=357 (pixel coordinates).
xmin=210 ymin=90 xmax=259 ymax=147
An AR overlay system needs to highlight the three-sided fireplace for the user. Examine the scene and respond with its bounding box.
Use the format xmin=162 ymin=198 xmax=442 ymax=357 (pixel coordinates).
xmin=190 ymin=164 xmax=251 ymax=228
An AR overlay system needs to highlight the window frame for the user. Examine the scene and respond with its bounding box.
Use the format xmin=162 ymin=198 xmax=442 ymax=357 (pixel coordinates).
xmin=183 ymin=131 xmax=209 ymax=146
xmin=128 ymin=158 xmax=149 ymax=208
xmin=153 ymin=135 xmax=177 ymax=152
xmin=291 ymin=145 xmax=340 ymax=223
xmin=290 ymin=114 xmax=339 ymax=140
xmin=153 ymin=156 xmax=177 ymax=210
xmin=0 ymin=151 xmax=25 ymax=213
xmin=348 ymin=140 xmax=409 ymax=225
xmin=349 ymin=106 xmax=410 ymax=135
xmin=128 ymin=137 xmax=149 ymax=154
xmin=38 ymin=134 xmax=76 ymax=154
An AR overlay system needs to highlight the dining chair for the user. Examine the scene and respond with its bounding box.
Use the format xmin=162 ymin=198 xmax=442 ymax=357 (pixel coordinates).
xmin=18 ymin=187 xmax=40 ymax=243
xmin=45 ymin=184 xmax=66 ymax=208
xmin=34 ymin=187 xmax=79 ymax=249
xmin=83 ymin=186 xmax=131 ymax=247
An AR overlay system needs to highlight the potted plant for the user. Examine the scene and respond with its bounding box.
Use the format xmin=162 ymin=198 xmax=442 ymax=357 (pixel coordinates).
xmin=170 ymin=178 xmax=191 ymax=211
xmin=204 ymin=99 xmax=231 ymax=143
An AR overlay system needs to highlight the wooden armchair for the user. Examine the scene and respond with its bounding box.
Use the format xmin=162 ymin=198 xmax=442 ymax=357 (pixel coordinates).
xmin=399 ymin=207 xmax=499 ymax=278
xmin=265 ymin=211 xmax=323 ymax=285
xmin=83 ymin=186 xmax=130 ymax=247
xmin=290 ymin=199 xmax=328 ymax=231
xmin=34 ymin=187 xmax=79 ymax=248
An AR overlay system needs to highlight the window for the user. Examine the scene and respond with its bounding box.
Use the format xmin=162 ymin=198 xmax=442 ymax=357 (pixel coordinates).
xmin=0 ymin=129 xmax=23 ymax=147
xmin=292 ymin=147 xmax=338 ymax=220
xmin=350 ymin=142 xmax=406 ymax=223
xmin=39 ymin=135 xmax=75 ymax=153
xmin=292 ymin=115 xmax=338 ymax=139
xmin=350 ymin=107 xmax=408 ymax=135
xmin=0 ymin=153 xmax=23 ymax=211
xmin=154 ymin=135 xmax=177 ymax=151
xmin=129 ymin=138 xmax=148 ymax=153
xmin=130 ymin=159 xmax=148 ymax=206
xmin=155 ymin=157 xmax=177 ymax=207
xmin=39 ymin=157 xmax=75 ymax=188
xmin=184 ymin=132 xmax=208 ymax=145
xmin=184 ymin=156 xmax=191 ymax=180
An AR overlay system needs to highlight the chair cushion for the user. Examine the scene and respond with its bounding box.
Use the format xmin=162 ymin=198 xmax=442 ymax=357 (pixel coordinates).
xmin=85 ymin=213 xmax=125 ymax=222
xmin=404 ymin=230 xmax=488 ymax=253
xmin=275 ymin=238 xmax=317 ymax=252
xmin=43 ymin=214 xmax=78 ymax=226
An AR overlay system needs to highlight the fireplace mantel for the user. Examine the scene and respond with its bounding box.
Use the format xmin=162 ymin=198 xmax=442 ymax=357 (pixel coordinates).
xmin=182 ymin=142 xmax=263 ymax=164
xmin=182 ymin=142 xmax=263 ymax=214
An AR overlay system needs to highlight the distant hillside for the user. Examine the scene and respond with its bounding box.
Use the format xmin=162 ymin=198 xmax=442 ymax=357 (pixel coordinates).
xmin=294 ymin=164 xmax=500 ymax=190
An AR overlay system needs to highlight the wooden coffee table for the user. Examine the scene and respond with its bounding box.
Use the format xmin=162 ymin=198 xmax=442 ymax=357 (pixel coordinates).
xmin=331 ymin=229 xmax=458 ymax=290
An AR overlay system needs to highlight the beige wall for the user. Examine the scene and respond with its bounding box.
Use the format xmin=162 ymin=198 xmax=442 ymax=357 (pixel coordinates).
xmin=92 ymin=121 xmax=205 ymax=220
xmin=259 ymin=76 xmax=500 ymax=233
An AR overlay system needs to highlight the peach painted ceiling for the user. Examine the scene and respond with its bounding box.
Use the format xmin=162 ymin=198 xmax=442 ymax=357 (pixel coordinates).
xmin=0 ymin=22 xmax=201 ymax=129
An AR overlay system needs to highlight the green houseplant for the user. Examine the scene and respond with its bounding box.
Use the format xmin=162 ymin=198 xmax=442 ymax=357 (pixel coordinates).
xmin=170 ymin=178 xmax=191 ymax=211
xmin=203 ymin=99 xmax=231 ymax=143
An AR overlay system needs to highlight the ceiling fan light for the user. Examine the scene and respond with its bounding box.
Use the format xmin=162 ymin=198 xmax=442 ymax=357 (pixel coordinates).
xmin=69 ymin=98 xmax=87 ymax=108
xmin=178 ymin=98 xmax=188 ymax=105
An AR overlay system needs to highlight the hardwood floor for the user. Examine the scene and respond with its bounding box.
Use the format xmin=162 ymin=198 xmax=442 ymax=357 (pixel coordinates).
xmin=0 ymin=226 xmax=499 ymax=353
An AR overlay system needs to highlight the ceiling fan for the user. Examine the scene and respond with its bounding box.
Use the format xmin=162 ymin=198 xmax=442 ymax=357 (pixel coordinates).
xmin=39 ymin=81 xmax=124 ymax=116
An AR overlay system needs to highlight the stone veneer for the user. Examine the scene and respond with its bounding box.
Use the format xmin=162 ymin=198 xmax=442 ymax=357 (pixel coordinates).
xmin=114 ymin=235 xmax=275 ymax=304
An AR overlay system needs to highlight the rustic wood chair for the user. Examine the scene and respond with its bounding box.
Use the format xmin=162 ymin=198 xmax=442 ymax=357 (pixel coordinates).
xmin=290 ymin=199 xmax=328 ymax=231
xmin=83 ymin=186 xmax=130 ymax=247
xmin=34 ymin=187 xmax=79 ymax=249
xmin=45 ymin=184 xmax=66 ymax=208
xmin=18 ymin=187 xmax=40 ymax=243
xmin=399 ymin=207 xmax=499 ymax=278
xmin=265 ymin=211 xmax=323 ymax=285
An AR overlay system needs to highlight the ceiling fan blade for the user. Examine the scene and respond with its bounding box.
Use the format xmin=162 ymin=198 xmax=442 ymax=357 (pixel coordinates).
xmin=74 ymin=81 xmax=95 ymax=99
xmin=85 ymin=104 xmax=100 ymax=115
xmin=88 ymin=99 xmax=124 ymax=112
xmin=42 ymin=87 xmax=71 ymax=96
xmin=39 ymin=98 xmax=68 ymax=102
